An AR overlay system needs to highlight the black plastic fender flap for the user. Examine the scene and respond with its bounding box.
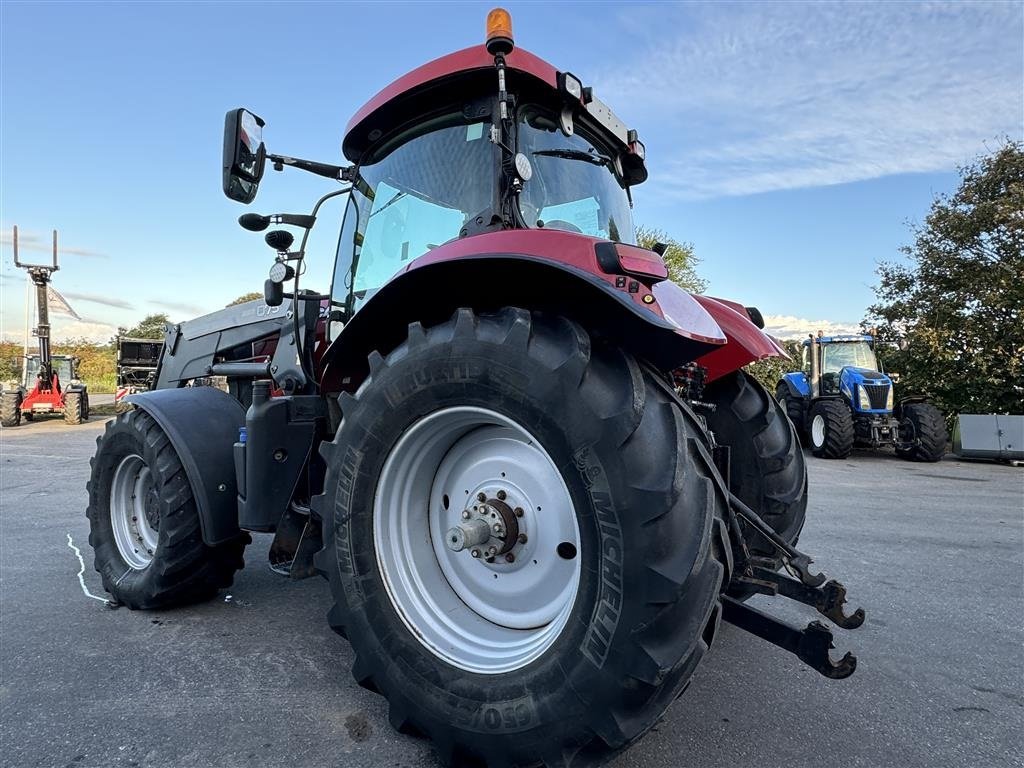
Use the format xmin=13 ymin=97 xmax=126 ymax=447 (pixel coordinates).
xmin=125 ymin=387 xmax=245 ymax=546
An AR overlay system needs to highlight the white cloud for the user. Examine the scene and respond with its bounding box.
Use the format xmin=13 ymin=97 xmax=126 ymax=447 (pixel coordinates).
xmin=762 ymin=314 xmax=862 ymax=340
xmin=0 ymin=228 xmax=106 ymax=259
xmin=63 ymin=291 xmax=135 ymax=311
xmin=1 ymin=317 xmax=117 ymax=345
xmin=597 ymin=2 xmax=1023 ymax=199
xmin=150 ymin=299 xmax=207 ymax=316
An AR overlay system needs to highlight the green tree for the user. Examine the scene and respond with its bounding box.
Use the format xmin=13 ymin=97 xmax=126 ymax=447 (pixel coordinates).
xmin=743 ymin=339 xmax=803 ymax=393
xmin=635 ymin=225 xmax=707 ymax=293
xmin=227 ymin=291 xmax=264 ymax=307
xmin=120 ymin=313 xmax=172 ymax=340
xmin=865 ymin=140 xmax=1024 ymax=418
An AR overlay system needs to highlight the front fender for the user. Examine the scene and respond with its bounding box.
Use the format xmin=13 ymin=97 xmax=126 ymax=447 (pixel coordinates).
xmin=321 ymin=231 xmax=727 ymax=391
xmin=780 ymin=371 xmax=810 ymax=398
xmin=693 ymin=295 xmax=788 ymax=382
xmin=125 ymin=387 xmax=243 ymax=546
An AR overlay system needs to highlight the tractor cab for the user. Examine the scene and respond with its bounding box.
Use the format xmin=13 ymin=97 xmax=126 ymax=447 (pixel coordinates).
xmin=24 ymin=353 xmax=77 ymax=392
xmin=796 ymin=334 xmax=893 ymax=413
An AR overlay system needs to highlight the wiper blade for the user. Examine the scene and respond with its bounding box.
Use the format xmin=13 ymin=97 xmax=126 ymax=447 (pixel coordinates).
xmin=369 ymin=191 xmax=406 ymax=218
xmin=532 ymin=149 xmax=611 ymax=167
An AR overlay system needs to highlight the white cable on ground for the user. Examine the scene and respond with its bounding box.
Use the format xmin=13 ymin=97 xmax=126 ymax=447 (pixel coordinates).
xmin=66 ymin=533 xmax=114 ymax=605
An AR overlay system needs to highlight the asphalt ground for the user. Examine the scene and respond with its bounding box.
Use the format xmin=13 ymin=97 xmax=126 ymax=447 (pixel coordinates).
xmin=1 ymin=416 xmax=1021 ymax=768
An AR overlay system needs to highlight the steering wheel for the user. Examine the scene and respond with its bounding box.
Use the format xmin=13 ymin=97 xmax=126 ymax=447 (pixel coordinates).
xmin=540 ymin=219 xmax=583 ymax=234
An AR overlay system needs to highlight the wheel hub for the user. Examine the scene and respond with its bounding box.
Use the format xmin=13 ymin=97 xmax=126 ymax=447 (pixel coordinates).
xmin=374 ymin=406 xmax=581 ymax=674
xmin=446 ymin=494 xmax=522 ymax=559
xmin=110 ymin=454 xmax=159 ymax=570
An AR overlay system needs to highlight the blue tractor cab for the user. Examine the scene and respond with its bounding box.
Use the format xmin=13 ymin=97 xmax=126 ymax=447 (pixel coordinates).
xmin=777 ymin=333 xmax=946 ymax=461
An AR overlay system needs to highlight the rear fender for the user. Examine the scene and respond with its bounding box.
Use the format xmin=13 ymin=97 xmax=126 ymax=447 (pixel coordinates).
xmin=125 ymin=387 xmax=244 ymax=546
xmin=320 ymin=231 xmax=726 ymax=391
xmin=693 ymin=295 xmax=788 ymax=382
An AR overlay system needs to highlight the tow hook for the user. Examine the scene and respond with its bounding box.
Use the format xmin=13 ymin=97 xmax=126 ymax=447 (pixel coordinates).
xmin=724 ymin=492 xmax=865 ymax=680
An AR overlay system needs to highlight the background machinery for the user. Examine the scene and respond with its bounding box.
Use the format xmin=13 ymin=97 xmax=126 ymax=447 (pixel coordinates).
xmin=776 ymin=333 xmax=947 ymax=461
xmin=85 ymin=10 xmax=864 ymax=766
xmin=114 ymin=335 xmax=165 ymax=412
xmin=1 ymin=227 xmax=89 ymax=427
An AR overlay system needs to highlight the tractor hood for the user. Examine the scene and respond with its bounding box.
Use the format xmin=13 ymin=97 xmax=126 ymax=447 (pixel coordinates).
xmin=840 ymin=367 xmax=894 ymax=412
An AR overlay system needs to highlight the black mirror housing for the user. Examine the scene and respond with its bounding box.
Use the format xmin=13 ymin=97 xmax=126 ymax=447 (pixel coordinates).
xmin=223 ymin=108 xmax=266 ymax=204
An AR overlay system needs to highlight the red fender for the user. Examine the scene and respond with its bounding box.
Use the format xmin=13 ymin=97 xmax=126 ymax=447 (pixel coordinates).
xmin=693 ymin=295 xmax=788 ymax=382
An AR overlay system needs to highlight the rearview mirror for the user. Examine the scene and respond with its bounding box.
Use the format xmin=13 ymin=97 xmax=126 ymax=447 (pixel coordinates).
xmin=223 ymin=108 xmax=266 ymax=203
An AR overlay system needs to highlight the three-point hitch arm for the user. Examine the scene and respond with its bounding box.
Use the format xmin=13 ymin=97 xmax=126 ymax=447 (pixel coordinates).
xmin=12 ymin=226 xmax=60 ymax=390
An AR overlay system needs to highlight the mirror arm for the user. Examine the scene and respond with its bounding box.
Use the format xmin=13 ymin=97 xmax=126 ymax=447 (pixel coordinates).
xmin=267 ymin=154 xmax=356 ymax=182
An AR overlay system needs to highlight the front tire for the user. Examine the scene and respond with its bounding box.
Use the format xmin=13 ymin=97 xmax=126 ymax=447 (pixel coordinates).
xmin=808 ymin=400 xmax=855 ymax=459
xmin=64 ymin=391 xmax=84 ymax=425
xmin=313 ymin=308 xmax=731 ymax=767
xmin=897 ymin=403 xmax=947 ymax=462
xmin=86 ymin=409 xmax=248 ymax=609
xmin=0 ymin=391 xmax=22 ymax=427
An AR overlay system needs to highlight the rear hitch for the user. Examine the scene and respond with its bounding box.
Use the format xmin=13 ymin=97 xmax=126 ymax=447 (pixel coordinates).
xmin=723 ymin=492 xmax=865 ymax=679
xmin=721 ymin=597 xmax=858 ymax=679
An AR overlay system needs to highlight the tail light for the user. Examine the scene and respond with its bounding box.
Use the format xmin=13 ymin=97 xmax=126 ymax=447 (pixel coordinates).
xmin=595 ymin=242 xmax=669 ymax=282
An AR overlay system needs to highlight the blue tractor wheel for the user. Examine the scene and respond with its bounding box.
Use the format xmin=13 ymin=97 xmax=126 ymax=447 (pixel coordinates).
xmin=809 ymin=400 xmax=854 ymax=459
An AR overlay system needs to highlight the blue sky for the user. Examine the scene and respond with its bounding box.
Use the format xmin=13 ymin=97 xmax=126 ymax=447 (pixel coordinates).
xmin=1 ymin=1 xmax=1021 ymax=342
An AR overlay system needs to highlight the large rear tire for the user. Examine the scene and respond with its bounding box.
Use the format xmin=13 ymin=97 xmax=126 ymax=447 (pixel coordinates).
xmin=808 ymin=400 xmax=854 ymax=459
xmin=775 ymin=382 xmax=808 ymax=446
xmin=896 ymin=402 xmax=947 ymax=462
xmin=706 ymin=372 xmax=807 ymax=591
xmin=0 ymin=391 xmax=22 ymax=427
xmin=86 ymin=409 xmax=249 ymax=609
xmin=313 ymin=308 xmax=732 ymax=767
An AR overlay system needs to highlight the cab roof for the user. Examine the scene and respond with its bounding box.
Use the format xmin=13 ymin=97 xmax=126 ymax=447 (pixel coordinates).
xmin=802 ymin=334 xmax=874 ymax=345
xmin=343 ymin=45 xmax=557 ymax=162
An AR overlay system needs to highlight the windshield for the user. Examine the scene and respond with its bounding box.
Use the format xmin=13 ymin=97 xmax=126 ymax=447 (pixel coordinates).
xmin=25 ymin=356 xmax=72 ymax=385
xmin=517 ymin=105 xmax=634 ymax=243
xmin=332 ymin=117 xmax=495 ymax=313
xmin=821 ymin=342 xmax=877 ymax=374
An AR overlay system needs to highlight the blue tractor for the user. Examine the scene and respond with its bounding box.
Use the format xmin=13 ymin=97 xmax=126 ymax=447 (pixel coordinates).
xmin=776 ymin=333 xmax=947 ymax=461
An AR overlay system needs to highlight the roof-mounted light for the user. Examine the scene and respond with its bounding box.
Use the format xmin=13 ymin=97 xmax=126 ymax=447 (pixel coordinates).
xmin=486 ymin=8 xmax=514 ymax=55
xmin=558 ymin=71 xmax=584 ymax=102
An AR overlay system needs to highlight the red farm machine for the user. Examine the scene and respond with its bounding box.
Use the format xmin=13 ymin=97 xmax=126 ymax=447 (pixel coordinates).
xmin=1 ymin=227 xmax=89 ymax=427
xmin=85 ymin=10 xmax=864 ymax=766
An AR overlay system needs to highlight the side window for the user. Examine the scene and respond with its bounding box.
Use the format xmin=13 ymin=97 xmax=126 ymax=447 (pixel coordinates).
xmin=355 ymin=181 xmax=464 ymax=293
xmin=801 ymin=345 xmax=810 ymax=373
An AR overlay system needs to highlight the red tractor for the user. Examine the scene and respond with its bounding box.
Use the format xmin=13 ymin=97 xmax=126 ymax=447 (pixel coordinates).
xmin=86 ymin=10 xmax=863 ymax=766
xmin=1 ymin=227 xmax=89 ymax=427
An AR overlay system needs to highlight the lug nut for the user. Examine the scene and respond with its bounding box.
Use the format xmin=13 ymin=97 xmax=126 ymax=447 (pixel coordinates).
xmin=477 ymin=492 xmax=487 ymax=502
xmin=471 ymin=549 xmax=481 ymax=558
xmin=518 ymin=534 xmax=528 ymax=544
xmin=505 ymin=553 xmax=515 ymax=563
xmin=496 ymin=490 xmax=507 ymax=500
xmin=514 ymin=507 xmax=524 ymax=517
xmin=462 ymin=510 xmax=471 ymax=520
xmin=493 ymin=523 xmax=503 ymax=534
xmin=487 ymin=546 xmax=498 ymax=556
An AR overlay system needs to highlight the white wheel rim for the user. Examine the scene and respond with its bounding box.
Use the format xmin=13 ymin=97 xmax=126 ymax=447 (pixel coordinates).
xmin=110 ymin=454 xmax=159 ymax=569
xmin=373 ymin=406 xmax=581 ymax=674
xmin=811 ymin=414 xmax=826 ymax=448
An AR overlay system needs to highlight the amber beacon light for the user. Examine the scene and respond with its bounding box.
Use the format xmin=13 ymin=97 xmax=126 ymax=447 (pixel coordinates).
xmin=486 ymin=8 xmax=514 ymax=55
